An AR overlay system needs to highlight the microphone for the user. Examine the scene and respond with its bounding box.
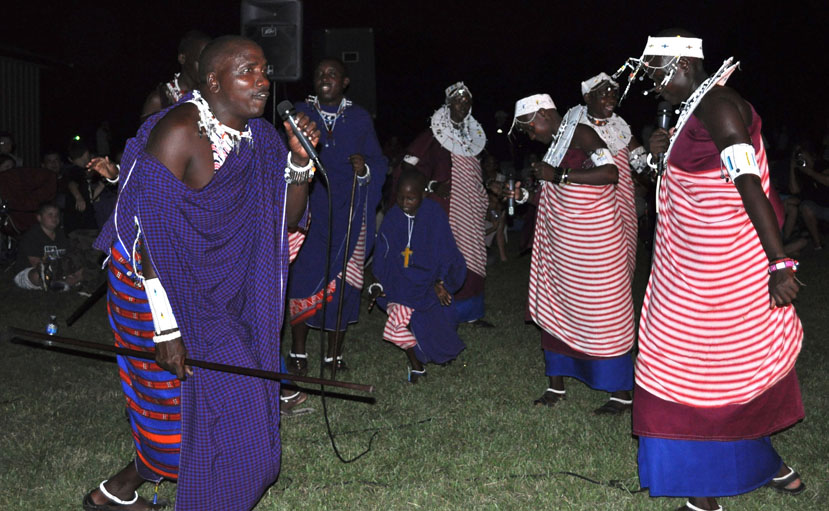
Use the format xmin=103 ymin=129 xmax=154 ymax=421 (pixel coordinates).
xmin=277 ymin=100 xmax=320 ymax=163
xmin=507 ymin=177 xmax=515 ymax=216
xmin=656 ymin=101 xmax=672 ymax=173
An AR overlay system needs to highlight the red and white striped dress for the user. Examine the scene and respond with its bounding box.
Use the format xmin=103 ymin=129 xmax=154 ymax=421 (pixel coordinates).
xmin=448 ymin=153 xmax=488 ymax=279
xmin=636 ymin=112 xmax=803 ymax=408
xmin=613 ymin=148 xmax=637 ymax=277
xmin=528 ymin=149 xmax=634 ymax=357
xmin=579 ymin=115 xmax=637 ymax=277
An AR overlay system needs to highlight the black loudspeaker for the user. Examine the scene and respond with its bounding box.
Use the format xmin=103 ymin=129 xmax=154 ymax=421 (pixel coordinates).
xmin=241 ymin=0 xmax=302 ymax=81
xmin=312 ymin=28 xmax=377 ymax=117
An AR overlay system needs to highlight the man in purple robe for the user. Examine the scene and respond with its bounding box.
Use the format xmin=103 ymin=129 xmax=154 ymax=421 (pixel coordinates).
xmin=85 ymin=36 xmax=319 ymax=511
xmin=287 ymin=58 xmax=387 ymax=375
xmin=369 ymin=170 xmax=466 ymax=382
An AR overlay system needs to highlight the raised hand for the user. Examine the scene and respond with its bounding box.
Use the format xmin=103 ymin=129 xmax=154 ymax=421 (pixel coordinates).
xmin=349 ymin=153 xmax=368 ymax=176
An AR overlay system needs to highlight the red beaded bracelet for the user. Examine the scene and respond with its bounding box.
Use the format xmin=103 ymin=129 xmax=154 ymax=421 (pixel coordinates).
xmin=768 ymin=258 xmax=798 ymax=274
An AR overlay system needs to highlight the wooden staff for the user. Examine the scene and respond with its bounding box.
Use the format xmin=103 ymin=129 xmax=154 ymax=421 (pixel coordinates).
xmin=9 ymin=327 xmax=375 ymax=393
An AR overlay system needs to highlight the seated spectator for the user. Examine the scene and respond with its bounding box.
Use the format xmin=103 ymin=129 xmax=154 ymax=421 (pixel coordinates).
xmin=61 ymin=140 xmax=98 ymax=235
xmin=789 ymin=143 xmax=828 ymax=250
xmin=0 ymin=131 xmax=24 ymax=167
xmin=0 ymin=152 xmax=58 ymax=235
xmin=13 ymin=202 xmax=83 ymax=291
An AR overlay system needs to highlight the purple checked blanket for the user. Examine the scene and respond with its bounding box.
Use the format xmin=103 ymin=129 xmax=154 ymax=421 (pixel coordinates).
xmin=96 ymin=95 xmax=292 ymax=510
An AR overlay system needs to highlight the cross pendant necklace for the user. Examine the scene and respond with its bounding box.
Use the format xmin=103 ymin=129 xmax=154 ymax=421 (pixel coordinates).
xmin=402 ymin=213 xmax=415 ymax=268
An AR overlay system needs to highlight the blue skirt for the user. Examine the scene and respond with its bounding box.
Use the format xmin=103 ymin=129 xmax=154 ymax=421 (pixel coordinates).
xmin=544 ymin=349 xmax=633 ymax=392
xmin=638 ymin=436 xmax=781 ymax=497
xmin=455 ymin=293 xmax=484 ymax=323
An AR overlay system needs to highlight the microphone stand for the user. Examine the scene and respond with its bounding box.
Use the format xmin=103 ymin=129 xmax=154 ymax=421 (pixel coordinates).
xmin=331 ymin=168 xmax=359 ymax=380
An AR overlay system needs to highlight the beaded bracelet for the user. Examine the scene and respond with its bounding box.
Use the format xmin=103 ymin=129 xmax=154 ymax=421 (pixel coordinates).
xmin=284 ymin=157 xmax=315 ymax=184
xmin=153 ymin=330 xmax=181 ymax=344
xmin=768 ymin=258 xmax=798 ymax=274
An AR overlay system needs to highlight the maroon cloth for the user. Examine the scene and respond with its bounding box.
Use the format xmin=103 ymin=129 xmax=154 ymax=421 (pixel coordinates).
xmin=541 ymin=331 xmax=602 ymax=360
xmin=454 ymin=268 xmax=484 ymax=301
xmin=633 ymin=368 xmax=804 ymax=440
xmin=670 ymin=104 xmax=763 ymax=173
xmin=0 ymin=167 xmax=57 ymax=234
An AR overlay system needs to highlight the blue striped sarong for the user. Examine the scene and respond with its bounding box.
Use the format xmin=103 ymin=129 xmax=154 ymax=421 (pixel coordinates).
xmin=108 ymin=240 xmax=180 ymax=481
xmin=544 ymin=349 xmax=633 ymax=393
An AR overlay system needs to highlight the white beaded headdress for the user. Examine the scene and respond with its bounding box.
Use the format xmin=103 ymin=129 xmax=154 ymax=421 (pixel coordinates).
xmin=612 ymin=35 xmax=705 ymax=103
xmin=581 ymin=73 xmax=619 ymax=95
xmin=445 ymin=82 xmax=472 ymax=101
xmin=509 ymin=94 xmax=556 ymax=136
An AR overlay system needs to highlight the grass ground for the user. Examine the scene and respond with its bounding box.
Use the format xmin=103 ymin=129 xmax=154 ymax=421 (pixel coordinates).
xmin=1 ymin=238 xmax=826 ymax=510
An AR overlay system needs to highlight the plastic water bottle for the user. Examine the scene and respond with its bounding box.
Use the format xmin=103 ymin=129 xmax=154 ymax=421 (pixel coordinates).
xmin=46 ymin=315 xmax=58 ymax=344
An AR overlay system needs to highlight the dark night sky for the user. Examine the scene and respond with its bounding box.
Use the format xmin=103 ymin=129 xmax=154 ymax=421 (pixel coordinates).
xmin=3 ymin=0 xmax=826 ymax=156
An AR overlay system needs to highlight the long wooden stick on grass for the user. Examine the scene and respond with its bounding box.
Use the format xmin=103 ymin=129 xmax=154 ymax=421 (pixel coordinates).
xmin=65 ymin=281 xmax=107 ymax=326
xmin=9 ymin=327 xmax=375 ymax=393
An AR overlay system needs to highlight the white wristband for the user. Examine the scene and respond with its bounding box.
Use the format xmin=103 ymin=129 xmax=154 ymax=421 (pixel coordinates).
xmin=105 ymin=163 xmax=121 ymax=184
xmin=720 ymin=143 xmax=760 ymax=181
xmin=368 ymin=282 xmax=384 ymax=295
xmin=357 ymin=164 xmax=371 ymax=185
xmin=152 ymin=331 xmax=180 ymax=344
xmin=515 ymin=187 xmax=530 ymax=204
xmin=426 ymin=180 xmax=438 ymax=193
xmin=143 ymin=277 xmax=179 ymax=334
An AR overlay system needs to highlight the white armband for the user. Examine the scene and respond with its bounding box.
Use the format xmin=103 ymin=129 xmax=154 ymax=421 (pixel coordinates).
xmin=143 ymin=277 xmax=179 ymax=334
xmin=590 ymin=148 xmax=614 ymax=167
xmin=357 ymin=164 xmax=371 ymax=185
xmin=629 ymin=146 xmax=648 ymax=174
xmin=720 ymin=143 xmax=760 ymax=181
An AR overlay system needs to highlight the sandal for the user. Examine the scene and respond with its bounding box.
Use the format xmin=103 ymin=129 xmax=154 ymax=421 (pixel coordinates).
xmin=765 ymin=466 xmax=805 ymax=495
xmin=533 ymin=388 xmax=565 ymax=407
xmin=676 ymin=501 xmax=722 ymax=511
xmin=593 ymin=396 xmax=632 ymax=415
xmin=287 ymin=352 xmax=308 ymax=377
xmin=407 ymin=365 xmax=426 ymax=384
xmin=323 ymin=356 xmax=348 ymax=373
xmin=82 ymin=482 xmax=169 ymax=510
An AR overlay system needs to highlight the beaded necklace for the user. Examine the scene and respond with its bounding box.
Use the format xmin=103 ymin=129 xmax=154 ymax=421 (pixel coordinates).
xmin=307 ymin=95 xmax=351 ymax=148
xmin=187 ymin=90 xmax=253 ymax=171
xmin=430 ymin=105 xmax=486 ymax=157
xmin=665 ymin=57 xmax=739 ymax=161
xmin=580 ymin=112 xmax=632 ymax=154
xmin=542 ymin=105 xmax=583 ymax=168
xmin=166 ymin=73 xmax=183 ymax=103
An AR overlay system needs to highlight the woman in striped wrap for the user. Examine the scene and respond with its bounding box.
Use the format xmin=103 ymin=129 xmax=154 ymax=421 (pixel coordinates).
xmin=632 ymin=31 xmax=804 ymax=511
xmin=400 ymin=82 xmax=491 ymax=326
xmin=512 ymin=93 xmax=635 ymax=416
